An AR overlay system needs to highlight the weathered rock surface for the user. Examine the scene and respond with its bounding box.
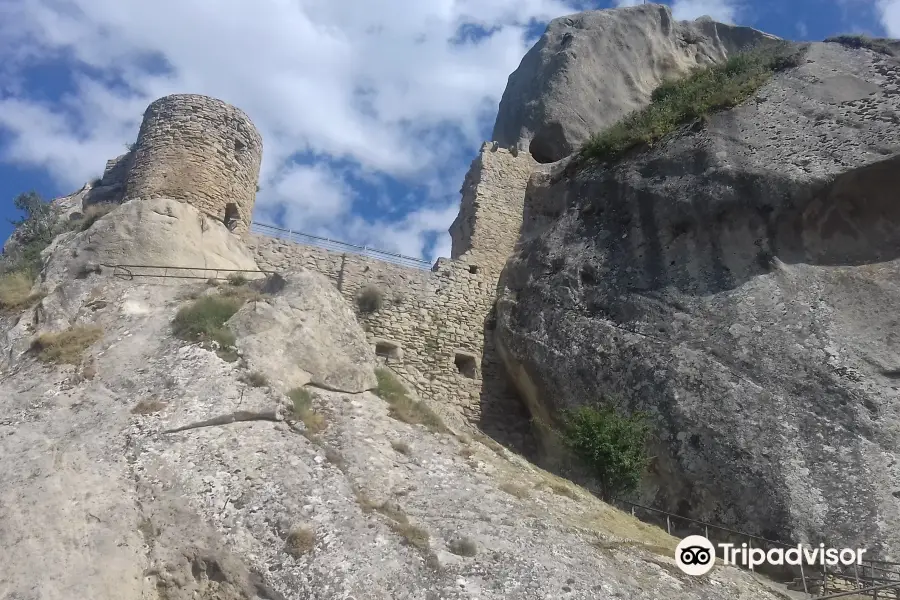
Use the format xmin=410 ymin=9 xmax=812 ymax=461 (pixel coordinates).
xmin=229 ymin=270 xmax=378 ymax=393
xmin=41 ymin=196 xmax=259 ymax=284
xmin=491 ymin=4 xmax=777 ymax=163
xmin=0 ymin=265 xmax=790 ymax=599
xmin=496 ymin=40 xmax=900 ymax=558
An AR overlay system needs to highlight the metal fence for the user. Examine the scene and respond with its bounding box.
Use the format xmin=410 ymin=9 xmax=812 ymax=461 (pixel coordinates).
xmin=249 ymin=222 xmax=434 ymax=271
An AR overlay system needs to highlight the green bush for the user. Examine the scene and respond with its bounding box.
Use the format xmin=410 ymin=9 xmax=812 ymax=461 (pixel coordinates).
xmin=560 ymin=405 xmax=652 ymax=501
xmin=356 ymin=285 xmax=384 ymax=314
xmin=580 ymin=41 xmax=807 ymax=164
xmin=824 ymin=34 xmax=896 ymax=57
xmin=172 ymin=295 xmax=242 ymax=348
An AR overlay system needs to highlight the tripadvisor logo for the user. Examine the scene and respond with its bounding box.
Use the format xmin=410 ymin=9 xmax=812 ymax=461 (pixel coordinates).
xmin=675 ymin=535 xmax=868 ymax=576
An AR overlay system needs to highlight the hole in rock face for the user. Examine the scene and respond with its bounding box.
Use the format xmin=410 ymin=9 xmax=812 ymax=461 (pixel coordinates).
xmin=375 ymin=340 xmax=401 ymax=359
xmin=469 ymin=265 xmax=479 ymax=274
xmin=454 ymin=353 xmax=477 ymax=379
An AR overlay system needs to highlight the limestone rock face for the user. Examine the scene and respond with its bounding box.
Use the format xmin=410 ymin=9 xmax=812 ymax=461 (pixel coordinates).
xmin=491 ymin=4 xmax=777 ymax=163
xmin=496 ymin=41 xmax=900 ymax=558
xmin=42 ymin=196 xmax=259 ymax=283
xmin=228 ymin=270 xmax=379 ymax=393
xmin=0 ymin=270 xmax=789 ymax=600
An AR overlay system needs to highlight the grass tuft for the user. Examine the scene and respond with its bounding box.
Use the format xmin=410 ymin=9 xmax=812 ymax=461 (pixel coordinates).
xmin=31 ymin=325 xmax=103 ymax=364
xmin=448 ymin=536 xmax=478 ymax=557
xmin=0 ymin=272 xmax=41 ymax=312
xmin=580 ymin=41 xmax=807 ymax=164
xmin=356 ymin=284 xmax=384 ymax=314
xmin=131 ymin=397 xmax=168 ymax=415
xmin=284 ymin=525 xmax=317 ymax=558
xmin=374 ymin=368 xmax=447 ymax=433
xmin=288 ymin=387 xmax=326 ymax=433
xmin=78 ymin=203 xmax=117 ymax=231
xmin=226 ymin=272 xmax=248 ymax=286
xmin=825 ymin=34 xmax=897 ymax=57
xmin=390 ymin=440 xmax=411 ymax=455
xmin=172 ymin=295 xmax=243 ymax=349
xmin=499 ymin=482 xmax=530 ymax=499
xmin=241 ymin=371 xmax=268 ymax=387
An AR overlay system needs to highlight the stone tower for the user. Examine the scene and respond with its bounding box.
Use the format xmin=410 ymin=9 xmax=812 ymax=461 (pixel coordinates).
xmin=123 ymin=94 xmax=263 ymax=235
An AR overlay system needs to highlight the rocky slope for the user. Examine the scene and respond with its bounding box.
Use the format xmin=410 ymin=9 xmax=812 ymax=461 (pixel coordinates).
xmin=496 ymin=38 xmax=900 ymax=559
xmin=491 ymin=4 xmax=778 ymax=163
xmin=0 ymin=198 xmax=792 ymax=599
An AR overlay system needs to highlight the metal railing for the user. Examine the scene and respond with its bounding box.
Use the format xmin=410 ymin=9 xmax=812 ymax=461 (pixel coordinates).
xmin=615 ymin=498 xmax=900 ymax=598
xmin=103 ymin=264 xmax=277 ymax=281
xmin=249 ymin=221 xmax=434 ymax=271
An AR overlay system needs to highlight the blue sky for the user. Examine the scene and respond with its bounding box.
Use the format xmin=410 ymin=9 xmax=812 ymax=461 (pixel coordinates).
xmin=0 ymin=0 xmax=896 ymax=260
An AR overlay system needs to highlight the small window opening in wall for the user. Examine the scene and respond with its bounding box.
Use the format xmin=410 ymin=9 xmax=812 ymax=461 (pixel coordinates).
xmin=375 ymin=340 xmax=402 ymax=360
xmin=234 ymin=138 xmax=246 ymax=152
xmin=454 ymin=353 xmax=477 ymax=379
xmin=468 ymin=265 xmax=479 ymax=275
xmin=223 ymin=203 xmax=239 ymax=231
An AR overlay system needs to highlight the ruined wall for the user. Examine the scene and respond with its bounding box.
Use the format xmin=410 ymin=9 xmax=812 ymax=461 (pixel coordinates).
xmin=450 ymin=142 xmax=538 ymax=276
xmin=124 ymin=94 xmax=263 ymax=235
xmin=244 ymin=141 xmax=538 ymax=447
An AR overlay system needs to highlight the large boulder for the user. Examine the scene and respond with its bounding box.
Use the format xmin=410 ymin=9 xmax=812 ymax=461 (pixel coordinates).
xmin=41 ymin=196 xmax=259 ymax=283
xmin=228 ymin=270 xmax=378 ymax=393
xmin=491 ymin=4 xmax=778 ymax=163
xmin=496 ymin=40 xmax=900 ymax=559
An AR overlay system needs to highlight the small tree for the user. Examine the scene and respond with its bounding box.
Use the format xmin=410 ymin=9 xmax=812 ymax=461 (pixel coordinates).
xmin=560 ymin=405 xmax=652 ymax=501
xmin=3 ymin=191 xmax=59 ymax=276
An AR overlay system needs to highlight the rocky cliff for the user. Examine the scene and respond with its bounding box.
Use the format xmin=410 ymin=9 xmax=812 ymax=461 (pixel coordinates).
xmin=492 ymin=4 xmax=778 ymax=163
xmin=496 ymin=37 xmax=900 ymax=560
xmin=0 ymin=195 xmax=790 ymax=598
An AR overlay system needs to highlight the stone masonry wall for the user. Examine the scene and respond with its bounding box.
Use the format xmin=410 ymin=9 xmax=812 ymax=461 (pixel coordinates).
xmin=125 ymin=94 xmax=263 ymax=235
xmin=246 ymin=143 xmax=538 ymax=448
xmin=450 ymin=142 xmax=537 ymax=277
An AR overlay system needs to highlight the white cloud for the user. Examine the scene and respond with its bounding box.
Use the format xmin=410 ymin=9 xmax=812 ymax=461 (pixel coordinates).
xmin=878 ymin=0 xmax=900 ymax=35
xmin=671 ymin=0 xmax=739 ymax=23
xmin=0 ymin=0 xmax=586 ymax=259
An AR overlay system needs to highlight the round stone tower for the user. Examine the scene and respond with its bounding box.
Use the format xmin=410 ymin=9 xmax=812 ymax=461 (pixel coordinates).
xmin=124 ymin=94 xmax=263 ymax=235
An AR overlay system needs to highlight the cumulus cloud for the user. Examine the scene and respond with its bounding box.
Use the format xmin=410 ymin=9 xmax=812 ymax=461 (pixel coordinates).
xmin=0 ymin=0 xmax=589 ymax=260
xmin=671 ymin=0 xmax=739 ymax=23
xmin=878 ymin=0 xmax=900 ymax=35
xmin=615 ymin=0 xmax=738 ymax=23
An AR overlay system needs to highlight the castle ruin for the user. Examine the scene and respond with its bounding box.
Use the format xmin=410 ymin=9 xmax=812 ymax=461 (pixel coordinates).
xmin=104 ymin=94 xmax=538 ymax=445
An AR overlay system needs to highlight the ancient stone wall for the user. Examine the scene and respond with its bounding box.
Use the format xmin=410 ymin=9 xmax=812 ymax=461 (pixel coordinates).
xmin=124 ymin=94 xmax=262 ymax=235
xmin=244 ymin=142 xmax=538 ymax=448
xmin=450 ymin=142 xmax=537 ymax=277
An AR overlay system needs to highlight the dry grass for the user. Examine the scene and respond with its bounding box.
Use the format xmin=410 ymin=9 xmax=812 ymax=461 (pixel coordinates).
xmin=284 ymin=524 xmax=317 ymax=558
xmin=31 ymin=324 xmax=103 ymax=364
xmin=288 ymin=387 xmax=327 ymax=433
xmin=448 ymin=537 xmax=478 ymax=557
xmin=226 ymin=272 xmax=249 ymax=286
xmin=0 ymin=272 xmax=41 ymax=312
xmin=499 ymin=482 xmax=530 ymax=499
xmin=78 ymin=202 xmax=117 ymax=231
xmin=241 ymin=371 xmax=268 ymax=387
xmin=131 ymin=397 xmax=169 ymax=415
xmin=390 ymin=440 xmax=411 ymax=455
xmin=471 ymin=431 xmax=508 ymax=458
xmin=825 ymin=34 xmax=897 ymax=57
xmin=373 ymin=368 xmax=447 ymax=433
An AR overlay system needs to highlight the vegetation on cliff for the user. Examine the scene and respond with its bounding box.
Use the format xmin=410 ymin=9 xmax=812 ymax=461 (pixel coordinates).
xmin=580 ymin=41 xmax=807 ymax=164
xmin=560 ymin=406 xmax=652 ymax=501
